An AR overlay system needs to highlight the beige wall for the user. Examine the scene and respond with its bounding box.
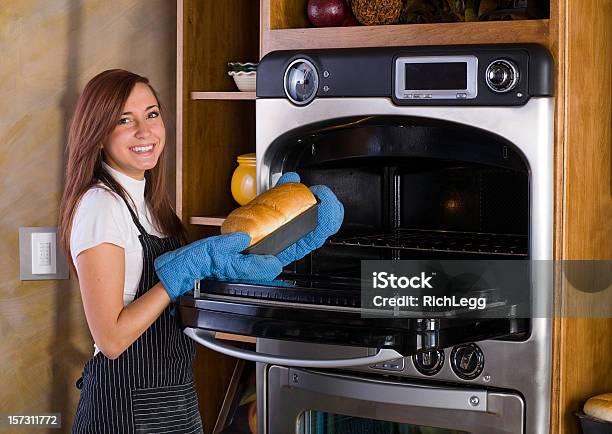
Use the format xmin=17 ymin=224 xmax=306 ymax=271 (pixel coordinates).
xmin=0 ymin=1 xmax=176 ymax=432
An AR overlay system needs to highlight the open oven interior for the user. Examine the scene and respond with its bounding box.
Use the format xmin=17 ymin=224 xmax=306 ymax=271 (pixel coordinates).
xmin=271 ymin=116 xmax=530 ymax=280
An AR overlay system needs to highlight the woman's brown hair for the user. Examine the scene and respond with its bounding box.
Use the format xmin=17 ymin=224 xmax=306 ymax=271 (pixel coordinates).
xmin=59 ymin=69 xmax=186 ymax=269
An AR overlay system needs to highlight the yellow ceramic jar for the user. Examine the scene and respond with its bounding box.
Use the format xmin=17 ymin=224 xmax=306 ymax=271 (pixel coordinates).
xmin=231 ymin=153 xmax=257 ymax=205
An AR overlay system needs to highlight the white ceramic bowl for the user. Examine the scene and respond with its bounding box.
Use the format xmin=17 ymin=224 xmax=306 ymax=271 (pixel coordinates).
xmin=228 ymin=71 xmax=256 ymax=92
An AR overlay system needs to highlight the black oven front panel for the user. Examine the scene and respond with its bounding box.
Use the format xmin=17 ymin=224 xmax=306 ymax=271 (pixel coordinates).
xmin=256 ymin=43 xmax=553 ymax=106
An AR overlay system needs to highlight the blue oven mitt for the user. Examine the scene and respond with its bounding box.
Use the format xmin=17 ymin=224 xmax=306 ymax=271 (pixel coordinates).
xmin=154 ymin=232 xmax=283 ymax=302
xmin=274 ymin=172 xmax=344 ymax=266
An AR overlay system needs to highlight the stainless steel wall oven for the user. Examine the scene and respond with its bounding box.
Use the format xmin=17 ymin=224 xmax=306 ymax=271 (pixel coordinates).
xmin=180 ymin=44 xmax=555 ymax=434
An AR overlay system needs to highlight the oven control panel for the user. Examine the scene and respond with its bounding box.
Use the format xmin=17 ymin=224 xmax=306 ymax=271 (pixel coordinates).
xmin=394 ymin=55 xmax=523 ymax=101
xmin=257 ymin=44 xmax=554 ymax=106
xmin=370 ymin=344 xmax=485 ymax=379
xmin=368 ymin=344 xmax=486 ymax=380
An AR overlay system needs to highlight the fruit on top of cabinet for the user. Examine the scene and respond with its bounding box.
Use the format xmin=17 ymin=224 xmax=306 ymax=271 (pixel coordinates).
xmin=307 ymin=0 xmax=349 ymax=27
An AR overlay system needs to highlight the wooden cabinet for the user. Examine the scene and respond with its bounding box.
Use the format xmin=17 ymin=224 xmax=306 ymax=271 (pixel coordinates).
xmin=548 ymin=1 xmax=612 ymax=432
xmin=177 ymin=1 xmax=611 ymax=433
xmin=262 ymin=0 xmax=550 ymax=54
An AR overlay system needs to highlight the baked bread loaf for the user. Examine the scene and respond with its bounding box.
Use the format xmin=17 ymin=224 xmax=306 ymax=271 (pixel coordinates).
xmin=221 ymin=182 xmax=317 ymax=246
xmin=584 ymin=393 xmax=612 ymax=422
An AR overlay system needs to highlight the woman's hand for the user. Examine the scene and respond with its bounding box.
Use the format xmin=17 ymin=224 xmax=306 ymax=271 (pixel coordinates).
xmin=154 ymin=232 xmax=283 ymax=302
xmin=273 ymin=172 xmax=345 ymax=266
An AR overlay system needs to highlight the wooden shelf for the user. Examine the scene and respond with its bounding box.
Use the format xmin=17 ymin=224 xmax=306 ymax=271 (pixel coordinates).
xmin=190 ymin=216 xmax=226 ymax=226
xmin=262 ymin=19 xmax=550 ymax=55
xmin=191 ymin=91 xmax=255 ymax=100
xmin=214 ymin=332 xmax=256 ymax=344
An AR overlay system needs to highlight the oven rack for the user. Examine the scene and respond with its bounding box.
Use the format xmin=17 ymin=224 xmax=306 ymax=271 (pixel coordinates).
xmin=328 ymin=228 xmax=528 ymax=256
xmin=200 ymin=277 xmax=362 ymax=308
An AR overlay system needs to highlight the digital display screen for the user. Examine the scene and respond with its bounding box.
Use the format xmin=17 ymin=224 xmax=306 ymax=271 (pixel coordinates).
xmin=405 ymin=62 xmax=467 ymax=90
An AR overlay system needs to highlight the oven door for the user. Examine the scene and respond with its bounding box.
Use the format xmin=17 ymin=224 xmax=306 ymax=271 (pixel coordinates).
xmin=264 ymin=365 xmax=524 ymax=434
xmin=180 ymin=271 xmax=528 ymax=368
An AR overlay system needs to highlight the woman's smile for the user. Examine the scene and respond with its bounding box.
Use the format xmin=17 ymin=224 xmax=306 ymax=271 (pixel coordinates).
xmin=130 ymin=143 xmax=156 ymax=155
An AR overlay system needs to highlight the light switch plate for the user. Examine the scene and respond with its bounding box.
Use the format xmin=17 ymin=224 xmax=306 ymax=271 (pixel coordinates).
xmin=32 ymin=232 xmax=56 ymax=274
xmin=20 ymin=227 xmax=69 ymax=280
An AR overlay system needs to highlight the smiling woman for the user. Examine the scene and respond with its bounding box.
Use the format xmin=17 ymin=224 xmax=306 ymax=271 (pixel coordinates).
xmin=58 ymin=70 xmax=284 ymax=434
xmin=57 ymin=70 xmax=201 ymax=433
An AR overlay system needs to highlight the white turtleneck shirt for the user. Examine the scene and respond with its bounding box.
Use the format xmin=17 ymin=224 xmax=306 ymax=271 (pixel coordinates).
xmin=70 ymin=162 xmax=166 ymax=307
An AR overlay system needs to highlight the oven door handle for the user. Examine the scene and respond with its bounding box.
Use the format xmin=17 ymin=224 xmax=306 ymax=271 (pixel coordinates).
xmin=183 ymin=328 xmax=404 ymax=368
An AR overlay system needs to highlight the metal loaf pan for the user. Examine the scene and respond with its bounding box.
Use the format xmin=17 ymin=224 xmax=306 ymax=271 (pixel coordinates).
xmin=243 ymin=200 xmax=319 ymax=256
xmin=576 ymin=412 xmax=612 ymax=434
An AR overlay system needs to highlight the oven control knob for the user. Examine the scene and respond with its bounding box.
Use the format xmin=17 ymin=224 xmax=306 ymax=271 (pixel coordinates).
xmin=412 ymin=349 xmax=444 ymax=376
xmin=451 ymin=344 xmax=484 ymax=380
xmin=485 ymin=59 xmax=519 ymax=93
xmin=284 ymin=58 xmax=319 ymax=106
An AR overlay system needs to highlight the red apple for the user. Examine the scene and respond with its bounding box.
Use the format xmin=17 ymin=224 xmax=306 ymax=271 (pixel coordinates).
xmin=307 ymin=0 xmax=348 ymax=27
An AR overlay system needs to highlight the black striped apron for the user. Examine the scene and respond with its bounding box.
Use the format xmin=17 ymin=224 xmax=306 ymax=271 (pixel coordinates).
xmin=73 ymin=198 xmax=203 ymax=434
